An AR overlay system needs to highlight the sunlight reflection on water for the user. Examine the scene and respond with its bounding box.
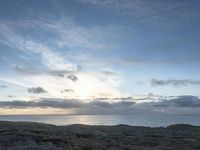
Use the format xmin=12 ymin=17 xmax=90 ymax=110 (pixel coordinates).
xmin=0 ymin=115 xmax=200 ymax=127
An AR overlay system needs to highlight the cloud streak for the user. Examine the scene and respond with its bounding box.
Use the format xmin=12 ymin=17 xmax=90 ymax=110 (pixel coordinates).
xmin=0 ymin=76 xmax=29 ymax=88
xmin=151 ymin=79 xmax=200 ymax=87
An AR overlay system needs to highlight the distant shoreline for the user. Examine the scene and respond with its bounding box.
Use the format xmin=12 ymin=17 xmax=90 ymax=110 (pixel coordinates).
xmin=0 ymin=120 xmax=199 ymax=127
xmin=0 ymin=114 xmax=199 ymax=116
xmin=0 ymin=114 xmax=200 ymax=127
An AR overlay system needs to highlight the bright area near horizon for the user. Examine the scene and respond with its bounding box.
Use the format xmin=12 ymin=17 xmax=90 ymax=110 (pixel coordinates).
xmin=0 ymin=0 xmax=200 ymax=115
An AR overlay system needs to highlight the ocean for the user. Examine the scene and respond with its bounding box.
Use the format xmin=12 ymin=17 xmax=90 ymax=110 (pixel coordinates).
xmin=0 ymin=114 xmax=199 ymax=127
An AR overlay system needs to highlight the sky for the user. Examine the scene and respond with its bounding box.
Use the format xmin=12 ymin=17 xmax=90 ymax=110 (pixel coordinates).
xmin=0 ymin=0 xmax=200 ymax=115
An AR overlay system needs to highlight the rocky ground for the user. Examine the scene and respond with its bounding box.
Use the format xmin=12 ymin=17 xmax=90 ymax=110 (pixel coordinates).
xmin=0 ymin=121 xmax=199 ymax=150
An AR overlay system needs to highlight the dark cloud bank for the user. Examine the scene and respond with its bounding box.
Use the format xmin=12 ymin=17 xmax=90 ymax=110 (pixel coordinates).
xmin=1 ymin=96 xmax=200 ymax=114
xmin=144 ymin=96 xmax=200 ymax=108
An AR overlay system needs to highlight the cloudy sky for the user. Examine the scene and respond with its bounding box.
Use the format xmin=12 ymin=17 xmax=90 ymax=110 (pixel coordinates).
xmin=0 ymin=0 xmax=200 ymax=115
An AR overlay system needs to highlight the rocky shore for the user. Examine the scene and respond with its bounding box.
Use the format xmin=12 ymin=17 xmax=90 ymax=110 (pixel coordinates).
xmin=0 ymin=121 xmax=199 ymax=150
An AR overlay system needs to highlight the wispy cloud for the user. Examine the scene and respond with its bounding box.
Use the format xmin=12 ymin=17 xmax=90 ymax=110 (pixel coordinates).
xmin=78 ymin=0 xmax=200 ymax=25
xmin=0 ymin=17 xmax=122 ymax=99
xmin=0 ymin=22 xmax=76 ymax=71
xmin=1 ymin=18 xmax=119 ymax=51
xmin=0 ymin=18 xmax=121 ymax=71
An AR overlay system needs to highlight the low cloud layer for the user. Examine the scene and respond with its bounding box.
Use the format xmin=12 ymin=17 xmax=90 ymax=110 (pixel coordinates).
xmin=0 ymin=98 xmax=135 ymax=109
xmin=0 ymin=95 xmax=200 ymax=114
xmin=27 ymin=87 xmax=47 ymax=94
xmin=145 ymin=96 xmax=200 ymax=108
xmin=0 ymin=99 xmax=80 ymax=109
xmin=151 ymin=79 xmax=200 ymax=87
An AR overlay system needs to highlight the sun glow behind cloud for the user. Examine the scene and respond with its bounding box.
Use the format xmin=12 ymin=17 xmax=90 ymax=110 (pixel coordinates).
xmin=0 ymin=108 xmax=77 ymax=115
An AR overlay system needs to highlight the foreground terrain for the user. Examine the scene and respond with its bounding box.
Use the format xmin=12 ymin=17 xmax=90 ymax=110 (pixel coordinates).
xmin=0 ymin=121 xmax=199 ymax=150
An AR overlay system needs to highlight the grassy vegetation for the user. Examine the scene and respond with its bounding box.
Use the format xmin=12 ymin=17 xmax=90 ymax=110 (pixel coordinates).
xmin=0 ymin=121 xmax=199 ymax=149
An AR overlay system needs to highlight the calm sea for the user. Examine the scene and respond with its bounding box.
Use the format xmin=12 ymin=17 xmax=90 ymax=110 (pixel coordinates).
xmin=0 ymin=115 xmax=199 ymax=127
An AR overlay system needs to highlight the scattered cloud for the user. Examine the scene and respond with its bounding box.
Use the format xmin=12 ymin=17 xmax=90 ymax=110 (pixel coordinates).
xmin=7 ymin=95 xmax=14 ymax=98
xmin=67 ymin=74 xmax=78 ymax=82
xmin=151 ymin=79 xmax=200 ymax=87
xmin=0 ymin=85 xmax=7 ymax=88
xmin=27 ymin=87 xmax=47 ymax=94
xmin=61 ymin=89 xmax=74 ymax=93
